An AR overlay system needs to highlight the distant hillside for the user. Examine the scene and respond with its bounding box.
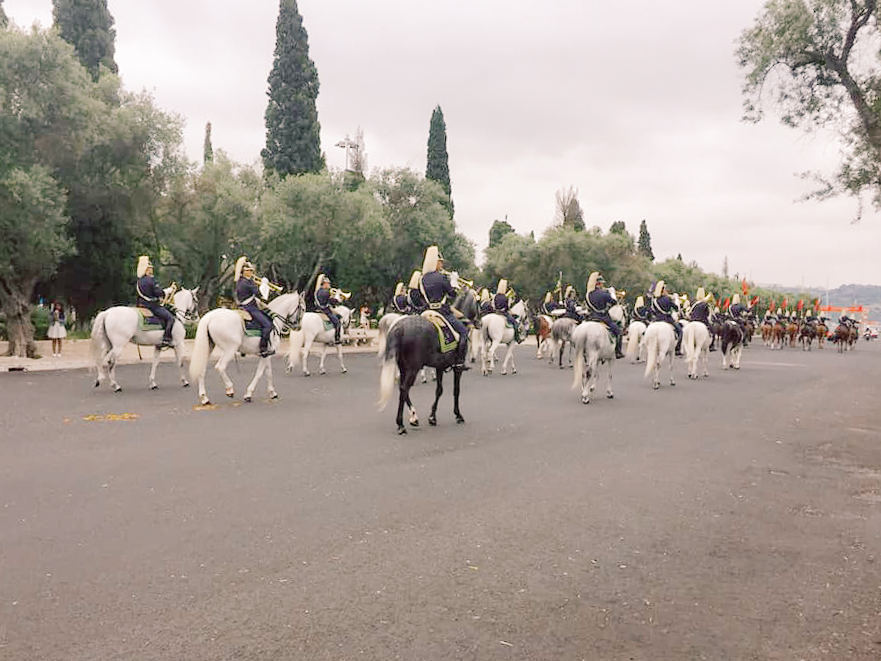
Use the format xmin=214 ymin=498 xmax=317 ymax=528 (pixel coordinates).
xmin=760 ymin=283 xmax=881 ymax=320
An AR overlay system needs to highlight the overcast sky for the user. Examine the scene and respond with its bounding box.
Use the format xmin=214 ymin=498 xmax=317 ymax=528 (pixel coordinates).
xmin=8 ymin=0 xmax=881 ymax=288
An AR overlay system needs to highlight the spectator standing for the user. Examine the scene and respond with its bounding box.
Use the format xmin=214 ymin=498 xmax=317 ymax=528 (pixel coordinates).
xmin=48 ymin=302 xmax=67 ymax=357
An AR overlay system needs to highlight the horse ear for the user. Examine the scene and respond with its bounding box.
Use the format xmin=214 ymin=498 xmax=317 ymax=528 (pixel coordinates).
xmin=192 ymin=286 xmax=199 ymax=294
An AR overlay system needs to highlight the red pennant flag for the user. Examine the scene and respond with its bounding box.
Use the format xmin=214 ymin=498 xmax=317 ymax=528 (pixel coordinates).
xmin=782 ymin=298 xmax=788 ymax=310
xmin=723 ymin=297 xmax=730 ymax=310
xmin=750 ymin=295 xmax=759 ymax=307
xmin=741 ymin=278 xmax=748 ymax=295
xmin=797 ymin=299 xmax=804 ymax=311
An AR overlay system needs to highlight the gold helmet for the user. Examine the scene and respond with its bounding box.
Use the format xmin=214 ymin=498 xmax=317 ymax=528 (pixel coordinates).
xmin=422 ymin=246 xmax=441 ymax=274
xmin=696 ymin=287 xmax=705 ymax=300
xmin=234 ymin=256 xmax=254 ymax=282
xmin=137 ymin=255 xmax=153 ymax=278
xmin=653 ymin=280 xmax=666 ymax=298
xmin=394 ymin=282 xmax=405 ymax=298
xmin=497 ymin=279 xmax=508 ymax=295
xmin=408 ymin=270 xmax=422 ymax=289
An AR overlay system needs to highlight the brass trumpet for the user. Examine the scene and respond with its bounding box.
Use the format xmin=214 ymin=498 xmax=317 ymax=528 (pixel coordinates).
xmin=161 ymin=282 xmax=178 ymax=306
xmin=257 ymin=276 xmax=284 ymax=293
xmin=331 ymin=287 xmax=352 ymax=301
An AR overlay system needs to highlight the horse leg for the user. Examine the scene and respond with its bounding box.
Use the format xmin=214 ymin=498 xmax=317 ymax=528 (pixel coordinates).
xmin=452 ymin=368 xmax=464 ymax=424
xmin=420 ymin=367 xmax=428 ymax=384
xmin=301 ymin=337 xmax=313 ymax=376
xmin=396 ymin=368 xmax=418 ymax=434
xmin=105 ymin=344 xmax=126 ymax=392
xmin=148 ymin=346 xmax=161 ymax=390
xmin=337 ymin=342 xmax=347 ymax=373
xmin=407 ymin=390 xmax=419 ymax=427
xmin=668 ymin=346 xmax=676 ymax=386
xmin=215 ymin=349 xmax=237 ymax=398
xmin=318 ymin=344 xmax=328 ymax=375
xmin=501 ymin=341 xmax=514 ymax=375
xmin=605 ymin=355 xmax=614 ymax=399
xmin=580 ymin=354 xmax=592 ymax=404
xmin=429 ymin=369 xmax=444 ymax=426
xmin=175 ymin=342 xmax=189 ymax=387
xmin=244 ymin=356 xmax=268 ymax=402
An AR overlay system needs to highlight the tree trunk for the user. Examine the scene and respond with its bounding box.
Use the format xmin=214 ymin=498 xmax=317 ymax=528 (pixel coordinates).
xmin=2 ymin=284 xmax=39 ymax=358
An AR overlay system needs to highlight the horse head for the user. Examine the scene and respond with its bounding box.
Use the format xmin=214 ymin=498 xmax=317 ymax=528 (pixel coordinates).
xmin=453 ymin=288 xmax=479 ymax=324
xmin=173 ymin=287 xmax=200 ymax=323
xmin=268 ymin=291 xmax=303 ymax=330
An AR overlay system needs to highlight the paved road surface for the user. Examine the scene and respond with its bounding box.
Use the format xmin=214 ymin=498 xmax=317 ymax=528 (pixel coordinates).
xmin=1 ymin=340 xmax=880 ymax=660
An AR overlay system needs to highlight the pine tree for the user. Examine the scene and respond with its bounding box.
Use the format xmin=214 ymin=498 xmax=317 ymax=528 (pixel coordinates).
xmin=609 ymin=220 xmax=626 ymax=235
xmin=203 ymin=122 xmax=213 ymax=164
xmin=637 ymin=219 xmax=654 ymax=261
xmin=0 ymin=1 xmax=8 ymax=28
xmin=52 ymin=0 xmax=118 ymax=81
xmin=426 ymin=105 xmax=453 ymax=216
xmin=261 ymin=0 xmax=324 ymax=177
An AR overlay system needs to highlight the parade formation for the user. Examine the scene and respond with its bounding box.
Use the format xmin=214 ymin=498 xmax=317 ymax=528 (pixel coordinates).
xmin=82 ymin=246 xmax=865 ymax=434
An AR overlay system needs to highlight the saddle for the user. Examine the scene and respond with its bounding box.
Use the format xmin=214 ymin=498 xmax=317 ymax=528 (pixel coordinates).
xmin=134 ymin=307 xmax=164 ymax=332
xmin=235 ymin=309 xmax=263 ymax=337
xmin=421 ymin=310 xmax=459 ymax=354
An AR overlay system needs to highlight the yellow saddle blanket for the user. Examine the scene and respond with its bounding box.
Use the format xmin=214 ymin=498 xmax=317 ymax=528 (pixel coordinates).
xmin=421 ymin=310 xmax=459 ymax=353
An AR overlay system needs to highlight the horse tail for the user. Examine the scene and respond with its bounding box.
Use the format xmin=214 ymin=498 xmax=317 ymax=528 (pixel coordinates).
xmin=287 ymin=329 xmax=305 ymax=371
xmin=378 ymin=326 xmax=400 ymax=411
xmin=625 ymin=323 xmax=640 ymax=361
xmin=376 ymin=318 xmax=389 ymax=358
xmin=644 ymin=326 xmax=659 ymax=379
xmin=89 ymin=311 xmax=109 ymax=372
xmin=720 ymin=325 xmax=731 ymax=357
xmin=682 ymin=323 xmax=696 ymax=362
xmin=188 ymin=314 xmax=213 ymax=384
xmin=571 ymin=326 xmax=585 ymax=390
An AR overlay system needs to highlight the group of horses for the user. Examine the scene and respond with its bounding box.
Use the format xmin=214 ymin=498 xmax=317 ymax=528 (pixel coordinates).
xmin=759 ymin=316 xmax=859 ymax=353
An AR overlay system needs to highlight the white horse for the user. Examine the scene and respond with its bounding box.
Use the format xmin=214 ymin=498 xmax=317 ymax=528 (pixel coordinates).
xmin=480 ymin=299 xmax=528 ymax=376
xmin=570 ymin=321 xmax=617 ymax=404
xmin=643 ymin=321 xmax=677 ymax=390
xmin=624 ymin=320 xmax=647 ymax=363
xmin=548 ymin=316 xmax=577 ymax=368
xmin=682 ymin=320 xmax=710 ymax=379
xmin=90 ymin=287 xmax=199 ymax=392
xmin=189 ymin=292 xmax=303 ymax=405
xmin=287 ymin=306 xmax=354 ymax=376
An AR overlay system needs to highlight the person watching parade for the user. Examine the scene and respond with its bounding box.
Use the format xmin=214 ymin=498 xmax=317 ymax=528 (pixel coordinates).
xmin=419 ymin=245 xmax=470 ymax=371
xmin=651 ymin=280 xmax=683 ymax=356
xmin=136 ymin=255 xmax=175 ymax=349
xmin=585 ymin=271 xmax=624 ymax=359
xmin=234 ymin=257 xmax=275 ymax=357
xmin=315 ymin=274 xmax=343 ymax=345
xmin=493 ymin=279 xmax=521 ymax=343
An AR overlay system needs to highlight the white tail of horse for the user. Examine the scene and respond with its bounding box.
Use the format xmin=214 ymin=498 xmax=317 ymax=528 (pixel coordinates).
xmin=643 ymin=327 xmax=660 ymax=379
xmin=286 ymin=329 xmax=305 ymax=371
xmin=89 ymin=311 xmax=109 ymax=374
xmin=624 ymin=320 xmax=646 ymax=362
xmin=377 ymin=335 xmax=397 ymax=411
xmin=571 ymin=332 xmax=585 ymax=390
xmin=188 ymin=314 xmax=213 ymax=384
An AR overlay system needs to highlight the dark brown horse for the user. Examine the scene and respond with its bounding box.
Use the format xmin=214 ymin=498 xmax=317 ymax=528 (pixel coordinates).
xmin=533 ymin=313 xmax=553 ymax=359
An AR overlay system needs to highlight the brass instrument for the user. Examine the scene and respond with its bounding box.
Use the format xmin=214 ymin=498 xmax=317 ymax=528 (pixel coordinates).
xmin=331 ymin=287 xmax=352 ymax=301
xmin=257 ymin=276 xmax=284 ymax=293
xmin=442 ymin=269 xmax=473 ymax=290
xmin=161 ymin=282 xmax=178 ymax=306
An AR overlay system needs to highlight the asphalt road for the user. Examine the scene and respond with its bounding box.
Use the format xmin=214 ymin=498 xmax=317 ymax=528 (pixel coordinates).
xmin=1 ymin=340 xmax=880 ymax=660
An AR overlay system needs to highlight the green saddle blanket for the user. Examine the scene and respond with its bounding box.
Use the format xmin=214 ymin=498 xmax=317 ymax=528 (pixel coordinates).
xmin=135 ymin=308 xmax=164 ymax=332
xmin=421 ymin=310 xmax=459 ymax=354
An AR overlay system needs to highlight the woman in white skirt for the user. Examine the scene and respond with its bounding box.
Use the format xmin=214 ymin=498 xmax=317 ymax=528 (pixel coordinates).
xmin=48 ymin=302 xmax=67 ymax=357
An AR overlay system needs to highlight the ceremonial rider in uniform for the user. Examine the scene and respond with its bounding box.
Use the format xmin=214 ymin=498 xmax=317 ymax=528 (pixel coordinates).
xmin=315 ymin=274 xmax=343 ymax=345
xmin=493 ymin=279 xmax=521 ymax=343
xmin=542 ymin=292 xmax=561 ymax=316
xmin=407 ymin=270 xmax=427 ymax=314
xmin=803 ymin=308 xmax=817 ymax=326
xmin=651 ymin=280 xmax=683 ymax=356
xmin=479 ymin=288 xmax=493 ymax=315
xmin=729 ymin=294 xmax=747 ymax=329
xmin=136 ymin=255 xmax=175 ymax=348
xmin=563 ymin=286 xmax=582 ymax=322
xmin=234 ymin=257 xmax=275 ymax=357
xmin=392 ymin=282 xmax=410 ymax=314
xmin=585 ymin=271 xmax=624 ymax=359
xmin=688 ymin=287 xmax=713 ymax=328
xmin=632 ymin=295 xmax=650 ymax=324
xmin=419 ymin=245 xmax=470 ymax=370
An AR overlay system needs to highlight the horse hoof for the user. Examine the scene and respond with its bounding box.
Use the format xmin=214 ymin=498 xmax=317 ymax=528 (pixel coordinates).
xmin=606 ymin=393 xmax=614 ymax=399
xmin=397 ymin=426 xmax=407 ymax=435
xmin=581 ymin=397 xmax=590 ymax=404
xmin=652 ymin=384 xmax=659 ymax=390
xmin=113 ymin=386 xmax=122 ymax=393
xmin=304 ymin=372 xmax=310 ymax=377
xmin=456 ymin=416 xmax=465 ymax=424
xmin=501 ymin=370 xmax=507 ymax=376
xmin=513 ymin=369 xmax=517 ymax=374
xmin=243 ymin=396 xmax=252 ymax=403
xmin=182 ymin=381 xmax=190 ymax=388
xmin=319 ymin=369 xmax=326 ymax=376
xmin=150 ymin=384 xmax=158 ymax=391
xmin=94 ymin=380 xmax=100 ymax=388
xmin=428 ymin=417 xmax=437 ymax=427
xmin=226 ymin=392 xmax=234 ymax=398
xmin=409 ymin=420 xmax=419 ymax=427
xmin=285 ymin=366 xmax=292 ymax=375
xmin=341 ymin=368 xmax=347 ymax=374
xmin=670 ymin=381 xmax=676 ymax=386
xmin=270 ymin=392 xmax=279 ymax=400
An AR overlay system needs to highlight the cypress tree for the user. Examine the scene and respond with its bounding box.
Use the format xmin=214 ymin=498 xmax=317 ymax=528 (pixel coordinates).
xmin=203 ymin=121 xmax=214 ymax=164
xmin=426 ymin=105 xmax=453 ymax=216
xmin=52 ymin=0 xmax=118 ymax=81
xmin=637 ymin=219 xmax=654 ymax=261
xmin=0 ymin=1 xmax=8 ymax=29
xmin=261 ymin=0 xmax=324 ymax=177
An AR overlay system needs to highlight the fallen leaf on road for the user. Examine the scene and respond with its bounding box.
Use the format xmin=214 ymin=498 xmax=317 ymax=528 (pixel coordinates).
xmin=82 ymin=413 xmax=140 ymax=422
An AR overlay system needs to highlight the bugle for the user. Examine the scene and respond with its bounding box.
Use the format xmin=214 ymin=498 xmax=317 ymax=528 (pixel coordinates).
xmin=161 ymin=282 xmax=178 ymax=306
xmin=331 ymin=287 xmax=352 ymax=301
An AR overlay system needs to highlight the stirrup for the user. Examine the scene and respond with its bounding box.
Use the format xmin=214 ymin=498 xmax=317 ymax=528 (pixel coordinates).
xmin=260 ymin=347 xmax=276 ymax=358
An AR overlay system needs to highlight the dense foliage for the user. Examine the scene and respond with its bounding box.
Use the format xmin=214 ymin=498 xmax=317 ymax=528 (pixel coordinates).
xmin=52 ymin=0 xmax=118 ymax=80
xmin=426 ymin=105 xmax=453 ymax=217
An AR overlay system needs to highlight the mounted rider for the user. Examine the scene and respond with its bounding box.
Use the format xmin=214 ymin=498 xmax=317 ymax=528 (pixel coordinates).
xmin=803 ymin=308 xmax=817 ymax=326
xmin=136 ymin=255 xmax=175 ymax=349
xmin=542 ymin=291 xmax=561 ymax=316
xmin=314 ymin=274 xmax=343 ymax=345
xmin=632 ymin=295 xmax=651 ymax=324
xmin=234 ymin=257 xmax=275 ymax=357
xmin=563 ymin=285 xmax=582 ymax=322
xmin=688 ymin=287 xmax=713 ymax=328
xmin=407 ymin=270 xmax=427 ymax=314
xmin=419 ymin=245 xmax=469 ymax=370
xmin=493 ymin=279 xmax=522 ymax=343
xmin=729 ymin=293 xmax=747 ymax=329
xmin=392 ymin=282 xmax=410 ymax=314
xmin=585 ymin=271 xmax=624 ymax=359
xmin=651 ymin=280 xmax=683 ymax=356
xmin=479 ymin=288 xmax=493 ymax=315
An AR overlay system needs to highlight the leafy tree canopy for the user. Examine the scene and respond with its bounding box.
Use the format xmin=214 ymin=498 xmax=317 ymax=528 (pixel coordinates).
xmin=52 ymin=0 xmax=118 ymax=81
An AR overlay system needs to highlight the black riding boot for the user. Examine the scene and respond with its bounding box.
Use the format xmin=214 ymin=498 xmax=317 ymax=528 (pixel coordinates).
xmin=455 ymin=336 xmax=470 ymax=371
xmin=675 ymin=329 xmax=683 ymax=356
xmin=259 ymin=328 xmax=275 ymax=357
xmin=615 ymin=334 xmax=624 ymax=359
xmin=159 ymin=322 xmax=174 ymax=349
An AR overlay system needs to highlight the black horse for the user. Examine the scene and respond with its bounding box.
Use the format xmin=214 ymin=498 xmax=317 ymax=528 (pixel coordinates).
xmin=378 ymin=289 xmax=478 ymax=434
